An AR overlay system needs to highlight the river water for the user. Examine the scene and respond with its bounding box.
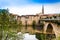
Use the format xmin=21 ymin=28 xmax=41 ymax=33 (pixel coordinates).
xmin=17 ymin=32 xmax=38 ymax=40
xmin=1 ymin=26 xmax=56 ymax=40
xmin=23 ymin=33 xmax=38 ymax=40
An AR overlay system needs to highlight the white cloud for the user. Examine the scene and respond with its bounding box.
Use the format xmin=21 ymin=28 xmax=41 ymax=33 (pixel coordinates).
xmin=44 ymin=3 xmax=60 ymax=14
xmin=4 ymin=2 xmax=60 ymax=16
xmin=8 ymin=5 xmax=42 ymax=15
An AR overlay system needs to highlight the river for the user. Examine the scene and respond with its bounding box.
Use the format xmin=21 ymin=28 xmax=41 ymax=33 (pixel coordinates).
xmin=17 ymin=32 xmax=38 ymax=40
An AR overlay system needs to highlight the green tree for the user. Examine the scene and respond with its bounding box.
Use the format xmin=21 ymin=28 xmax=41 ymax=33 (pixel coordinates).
xmin=0 ymin=9 xmax=24 ymax=40
xmin=0 ymin=9 xmax=9 ymax=40
xmin=0 ymin=9 xmax=15 ymax=40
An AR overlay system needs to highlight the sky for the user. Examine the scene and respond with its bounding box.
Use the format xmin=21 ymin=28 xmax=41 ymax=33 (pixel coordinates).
xmin=0 ymin=0 xmax=60 ymax=15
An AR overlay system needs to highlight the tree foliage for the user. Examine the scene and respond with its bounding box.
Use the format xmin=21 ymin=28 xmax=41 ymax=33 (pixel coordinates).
xmin=0 ymin=9 xmax=23 ymax=40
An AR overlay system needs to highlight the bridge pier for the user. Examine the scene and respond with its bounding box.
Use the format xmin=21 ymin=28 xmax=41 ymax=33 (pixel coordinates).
xmin=51 ymin=23 xmax=60 ymax=38
xmin=44 ymin=22 xmax=49 ymax=34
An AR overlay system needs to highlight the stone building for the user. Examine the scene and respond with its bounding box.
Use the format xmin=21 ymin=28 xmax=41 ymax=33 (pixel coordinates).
xmin=16 ymin=6 xmax=60 ymax=26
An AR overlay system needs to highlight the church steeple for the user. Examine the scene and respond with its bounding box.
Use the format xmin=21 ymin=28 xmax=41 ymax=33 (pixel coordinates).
xmin=42 ymin=5 xmax=44 ymax=14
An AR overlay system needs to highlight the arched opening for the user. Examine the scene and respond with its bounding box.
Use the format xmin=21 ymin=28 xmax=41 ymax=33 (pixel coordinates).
xmin=46 ymin=24 xmax=56 ymax=40
xmin=46 ymin=24 xmax=53 ymax=33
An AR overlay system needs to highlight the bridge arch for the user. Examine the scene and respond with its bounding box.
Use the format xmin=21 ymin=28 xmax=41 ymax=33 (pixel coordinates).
xmin=44 ymin=22 xmax=55 ymax=34
xmin=44 ymin=22 xmax=59 ymax=38
xmin=46 ymin=23 xmax=53 ymax=33
xmin=44 ymin=23 xmax=56 ymax=39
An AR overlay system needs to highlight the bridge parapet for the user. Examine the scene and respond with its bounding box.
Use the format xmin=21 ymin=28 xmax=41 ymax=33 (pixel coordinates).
xmin=40 ymin=19 xmax=60 ymax=21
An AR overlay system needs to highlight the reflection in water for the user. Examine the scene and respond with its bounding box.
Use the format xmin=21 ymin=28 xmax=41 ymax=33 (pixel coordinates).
xmin=21 ymin=26 xmax=34 ymax=34
xmin=1 ymin=25 xmax=56 ymax=40
xmin=21 ymin=26 xmax=56 ymax=40
xmin=46 ymin=34 xmax=56 ymax=40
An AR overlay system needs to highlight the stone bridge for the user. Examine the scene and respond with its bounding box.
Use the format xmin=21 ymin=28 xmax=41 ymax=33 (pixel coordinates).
xmin=44 ymin=22 xmax=60 ymax=37
xmin=21 ymin=19 xmax=60 ymax=38
xmin=35 ymin=19 xmax=60 ymax=38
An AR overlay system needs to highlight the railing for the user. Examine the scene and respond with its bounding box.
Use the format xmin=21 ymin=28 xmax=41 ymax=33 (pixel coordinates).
xmin=40 ymin=19 xmax=60 ymax=21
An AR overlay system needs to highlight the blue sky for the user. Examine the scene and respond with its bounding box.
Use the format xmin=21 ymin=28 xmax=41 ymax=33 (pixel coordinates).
xmin=30 ymin=0 xmax=60 ymax=3
xmin=0 ymin=0 xmax=60 ymax=15
xmin=0 ymin=0 xmax=60 ymax=7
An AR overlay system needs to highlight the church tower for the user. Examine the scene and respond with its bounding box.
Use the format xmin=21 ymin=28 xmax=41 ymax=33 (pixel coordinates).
xmin=42 ymin=5 xmax=44 ymax=14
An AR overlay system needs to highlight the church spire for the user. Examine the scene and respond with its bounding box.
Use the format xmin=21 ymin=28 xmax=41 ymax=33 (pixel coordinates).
xmin=42 ymin=5 xmax=44 ymax=14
